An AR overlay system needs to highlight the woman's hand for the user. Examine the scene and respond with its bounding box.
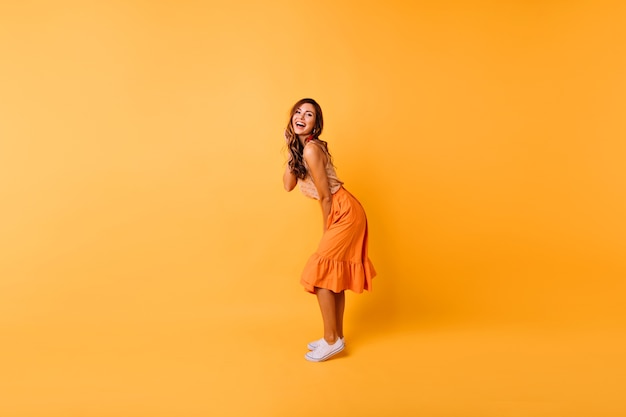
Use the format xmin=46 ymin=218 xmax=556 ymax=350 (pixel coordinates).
xmin=284 ymin=129 xmax=293 ymax=145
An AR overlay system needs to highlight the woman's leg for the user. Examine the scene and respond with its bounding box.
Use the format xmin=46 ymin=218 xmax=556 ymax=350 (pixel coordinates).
xmin=335 ymin=290 xmax=345 ymax=339
xmin=315 ymin=288 xmax=339 ymax=344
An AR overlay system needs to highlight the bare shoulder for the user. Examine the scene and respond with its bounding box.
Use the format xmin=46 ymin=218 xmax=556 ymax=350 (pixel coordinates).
xmin=303 ymin=141 xmax=327 ymax=164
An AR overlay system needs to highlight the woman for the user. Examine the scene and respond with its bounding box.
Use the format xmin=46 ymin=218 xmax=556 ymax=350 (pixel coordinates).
xmin=283 ymin=98 xmax=376 ymax=362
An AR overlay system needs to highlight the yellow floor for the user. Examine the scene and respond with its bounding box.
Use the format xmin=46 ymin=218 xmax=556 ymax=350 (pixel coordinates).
xmin=2 ymin=296 xmax=624 ymax=417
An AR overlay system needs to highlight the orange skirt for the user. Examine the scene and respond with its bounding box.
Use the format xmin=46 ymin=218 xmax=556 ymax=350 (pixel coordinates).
xmin=300 ymin=187 xmax=377 ymax=294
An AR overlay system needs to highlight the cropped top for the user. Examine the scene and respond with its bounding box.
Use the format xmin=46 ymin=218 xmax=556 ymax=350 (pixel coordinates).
xmin=298 ymin=147 xmax=344 ymax=200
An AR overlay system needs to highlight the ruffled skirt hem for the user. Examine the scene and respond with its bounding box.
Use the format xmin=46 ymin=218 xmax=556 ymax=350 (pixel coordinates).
xmin=300 ymin=253 xmax=376 ymax=294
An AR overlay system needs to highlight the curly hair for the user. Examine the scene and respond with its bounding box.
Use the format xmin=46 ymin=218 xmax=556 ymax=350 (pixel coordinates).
xmin=285 ymin=98 xmax=332 ymax=180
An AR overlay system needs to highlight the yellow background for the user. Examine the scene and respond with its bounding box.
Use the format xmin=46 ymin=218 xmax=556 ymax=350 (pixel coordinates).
xmin=1 ymin=1 xmax=624 ymax=416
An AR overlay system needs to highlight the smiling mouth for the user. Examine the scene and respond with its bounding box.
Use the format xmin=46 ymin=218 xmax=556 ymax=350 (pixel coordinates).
xmin=295 ymin=122 xmax=305 ymax=128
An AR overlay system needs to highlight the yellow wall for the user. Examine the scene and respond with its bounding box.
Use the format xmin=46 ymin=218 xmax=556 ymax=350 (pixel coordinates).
xmin=1 ymin=1 xmax=625 ymax=416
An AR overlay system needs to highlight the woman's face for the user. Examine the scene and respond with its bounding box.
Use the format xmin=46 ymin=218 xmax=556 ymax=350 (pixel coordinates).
xmin=292 ymin=103 xmax=316 ymax=137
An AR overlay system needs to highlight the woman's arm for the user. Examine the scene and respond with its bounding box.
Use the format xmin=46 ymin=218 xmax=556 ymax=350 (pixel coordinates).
xmin=303 ymin=143 xmax=332 ymax=232
xmin=283 ymin=164 xmax=297 ymax=191
xmin=283 ymin=130 xmax=297 ymax=192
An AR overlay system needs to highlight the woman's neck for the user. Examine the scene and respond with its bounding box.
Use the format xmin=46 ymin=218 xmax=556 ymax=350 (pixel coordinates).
xmin=298 ymin=134 xmax=313 ymax=146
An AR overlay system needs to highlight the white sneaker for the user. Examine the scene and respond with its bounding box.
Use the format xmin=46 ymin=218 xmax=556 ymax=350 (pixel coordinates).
xmin=308 ymin=337 xmax=345 ymax=350
xmin=305 ymin=338 xmax=345 ymax=362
